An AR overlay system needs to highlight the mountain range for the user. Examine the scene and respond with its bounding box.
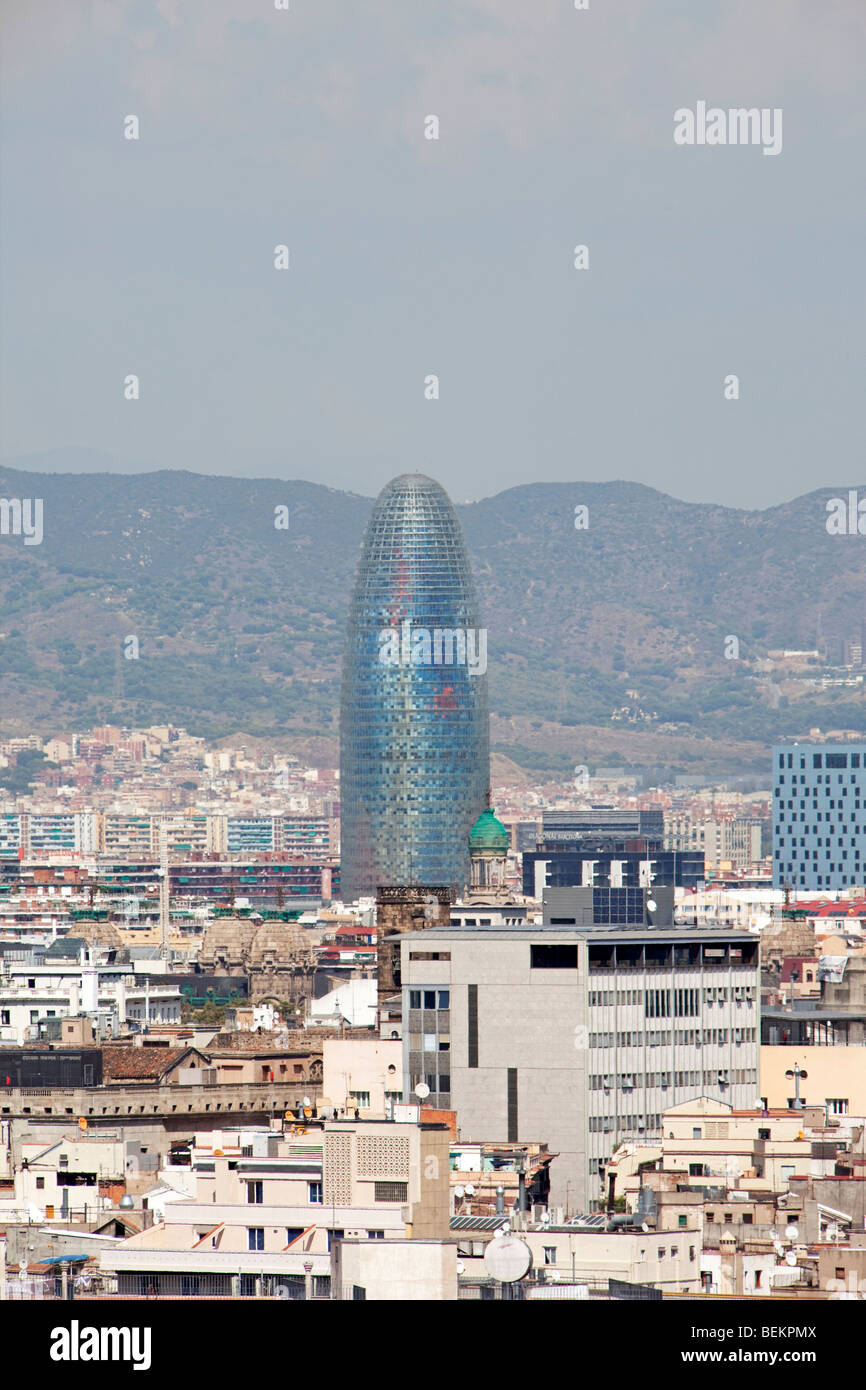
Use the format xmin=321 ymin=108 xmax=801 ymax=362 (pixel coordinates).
xmin=2 ymin=460 xmax=865 ymax=783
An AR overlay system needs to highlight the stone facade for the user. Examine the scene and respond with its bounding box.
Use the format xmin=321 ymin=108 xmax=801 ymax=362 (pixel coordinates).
xmin=376 ymin=885 xmax=452 ymax=1005
xmin=198 ymin=916 xmax=316 ymax=1002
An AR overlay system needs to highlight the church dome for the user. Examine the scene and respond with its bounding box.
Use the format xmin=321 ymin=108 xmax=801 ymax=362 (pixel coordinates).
xmin=469 ymin=808 xmax=508 ymax=854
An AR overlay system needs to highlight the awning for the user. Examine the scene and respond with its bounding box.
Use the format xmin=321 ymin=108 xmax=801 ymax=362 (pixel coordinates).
xmin=35 ymin=1254 xmax=90 ymax=1265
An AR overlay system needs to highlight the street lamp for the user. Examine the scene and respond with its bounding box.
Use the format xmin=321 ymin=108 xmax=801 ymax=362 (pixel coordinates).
xmin=785 ymin=1064 xmax=808 ymax=1109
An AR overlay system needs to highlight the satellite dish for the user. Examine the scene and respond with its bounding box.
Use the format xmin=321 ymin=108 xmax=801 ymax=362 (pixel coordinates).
xmin=456 ymin=1262 xmax=465 ymax=1275
xmin=774 ymin=1242 xmax=785 ymax=1257
xmin=414 ymin=1082 xmax=430 ymax=1101
xmin=483 ymin=1234 xmax=532 ymax=1284
xmin=785 ymin=1224 xmax=799 ymax=1242
xmin=641 ymin=1222 xmax=649 ymax=1233
xmin=785 ymin=1251 xmax=798 ymax=1267
xmin=465 ymin=1183 xmax=475 ymax=1196
xmin=646 ymin=899 xmax=658 ymax=913
xmin=455 ymin=1186 xmax=465 ymax=1199
xmin=302 ymin=1096 xmax=311 ymax=1107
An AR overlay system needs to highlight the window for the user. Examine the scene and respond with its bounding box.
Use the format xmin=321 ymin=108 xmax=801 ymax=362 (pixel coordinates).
xmin=0 ymin=1011 xmax=8 ymax=1025
xmin=247 ymin=1228 xmax=264 ymax=1251
xmin=692 ymin=1128 xmax=702 ymax=1140
xmin=705 ymin=1213 xmax=715 ymax=1224
xmin=246 ymin=1180 xmax=263 ymax=1204
xmin=828 ymin=1098 xmax=849 ymax=1115
xmin=367 ymin=1230 xmax=385 ymax=1240
xmin=36 ymin=1176 xmax=45 ymax=1190
xmin=530 ymin=944 xmax=578 ymax=969
xmin=423 ymin=991 xmax=436 ymax=1009
xmin=285 ymin=1228 xmax=304 ymax=1246
xmin=374 ymin=1181 xmax=408 ymax=1202
xmin=348 ymin=1091 xmax=370 ymax=1109
xmin=308 ymin=1181 xmax=323 ymax=1204
xmin=742 ymin=1213 xmax=753 ymax=1225
xmin=677 ymin=1214 xmax=687 ymax=1228
xmin=27 ymin=979 xmax=35 ymax=989
xmin=724 ymin=1213 xmax=733 ymax=1224
xmin=543 ymin=1246 xmax=557 ymax=1265
xmin=437 ymin=990 xmax=450 ymax=1009
xmin=327 ymin=1229 xmax=344 ymax=1252
xmin=409 ymin=991 xmax=421 ymax=1009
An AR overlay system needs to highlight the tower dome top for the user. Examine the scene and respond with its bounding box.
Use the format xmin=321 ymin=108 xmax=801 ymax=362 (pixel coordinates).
xmin=469 ymin=808 xmax=508 ymax=854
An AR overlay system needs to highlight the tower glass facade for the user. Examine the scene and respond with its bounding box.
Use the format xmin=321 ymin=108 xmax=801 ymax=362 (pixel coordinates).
xmin=340 ymin=474 xmax=489 ymax=900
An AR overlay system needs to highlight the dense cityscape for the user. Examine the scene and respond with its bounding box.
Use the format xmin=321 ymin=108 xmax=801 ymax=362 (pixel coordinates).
xmin=0 ymin=472 xmax=863 ymax=1323
xmin=2 ymin=0 xmax=862 ymax=1365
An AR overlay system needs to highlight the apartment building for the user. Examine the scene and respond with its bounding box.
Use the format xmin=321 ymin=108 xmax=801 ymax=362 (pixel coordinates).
xmin=0 ymin=943 xmax=182 ymax=1043
xmin=665 ymin=815 xmax=763 ymax=872
xmin=2 ymin=1134 xmax=125 ymax=1223
xmin=99 ymin=1116 xmax=450 ymax=1297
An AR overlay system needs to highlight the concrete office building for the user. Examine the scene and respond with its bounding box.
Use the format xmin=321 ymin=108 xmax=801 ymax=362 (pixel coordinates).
xmin=773 ymin=741 xmax=866 ymax=891
xmin=524 ymin=808 xmax=703 ymax=897
xmin=399 ymin=914 xmax=760 ymax=1212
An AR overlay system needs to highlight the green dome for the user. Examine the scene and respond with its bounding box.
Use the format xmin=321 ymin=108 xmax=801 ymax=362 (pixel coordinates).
xmin=469 ymin=808 xmax=509 ymax=854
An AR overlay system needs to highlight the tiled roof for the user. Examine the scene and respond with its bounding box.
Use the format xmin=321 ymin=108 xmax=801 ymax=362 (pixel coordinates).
xmin=101 ymin=1045 xmax=197 ymax=1081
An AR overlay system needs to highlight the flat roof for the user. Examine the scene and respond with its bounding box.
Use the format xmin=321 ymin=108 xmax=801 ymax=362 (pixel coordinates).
xmin=397 ymin=926 xmax=756 ymax=943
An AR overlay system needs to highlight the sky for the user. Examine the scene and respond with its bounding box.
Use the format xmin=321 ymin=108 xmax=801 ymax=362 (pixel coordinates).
xmin=0 ymin=0 xmax=863 ymax=507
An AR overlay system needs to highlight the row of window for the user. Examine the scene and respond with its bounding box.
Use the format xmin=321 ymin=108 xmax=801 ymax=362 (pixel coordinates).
xmin=778 ymin=751 xmax=863 ymax=770
xmin=248 ymin=1180 xmax=324 ymax=1205
xmin=588 ymin=1113 xmax=663 ymax=1132
xmin=411 ymin=1073 xmax=450 ymax=1096
xmin=408 ymin=990 xmax=450 ymax=1010
xmin=588 ymin=1067 xmax=758 ymax=1092
xmin=408 ymin=1034 xmax=450 ymax=1054
xmin=589 ymin=986 xmax=755 ymax=1009
xmin=246 ymin=1227 xmax=384 ymax=1251
xmin=588 ymin=1029 xmax=756 ymax=1048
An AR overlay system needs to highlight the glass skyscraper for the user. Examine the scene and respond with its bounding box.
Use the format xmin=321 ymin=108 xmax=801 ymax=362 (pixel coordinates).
xmin=340 ymin=474 xmax=490 ymax=900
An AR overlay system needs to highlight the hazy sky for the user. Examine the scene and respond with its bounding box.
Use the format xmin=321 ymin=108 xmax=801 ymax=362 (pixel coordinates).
xmin=1 ymin=1 xmax=863 ymax=506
